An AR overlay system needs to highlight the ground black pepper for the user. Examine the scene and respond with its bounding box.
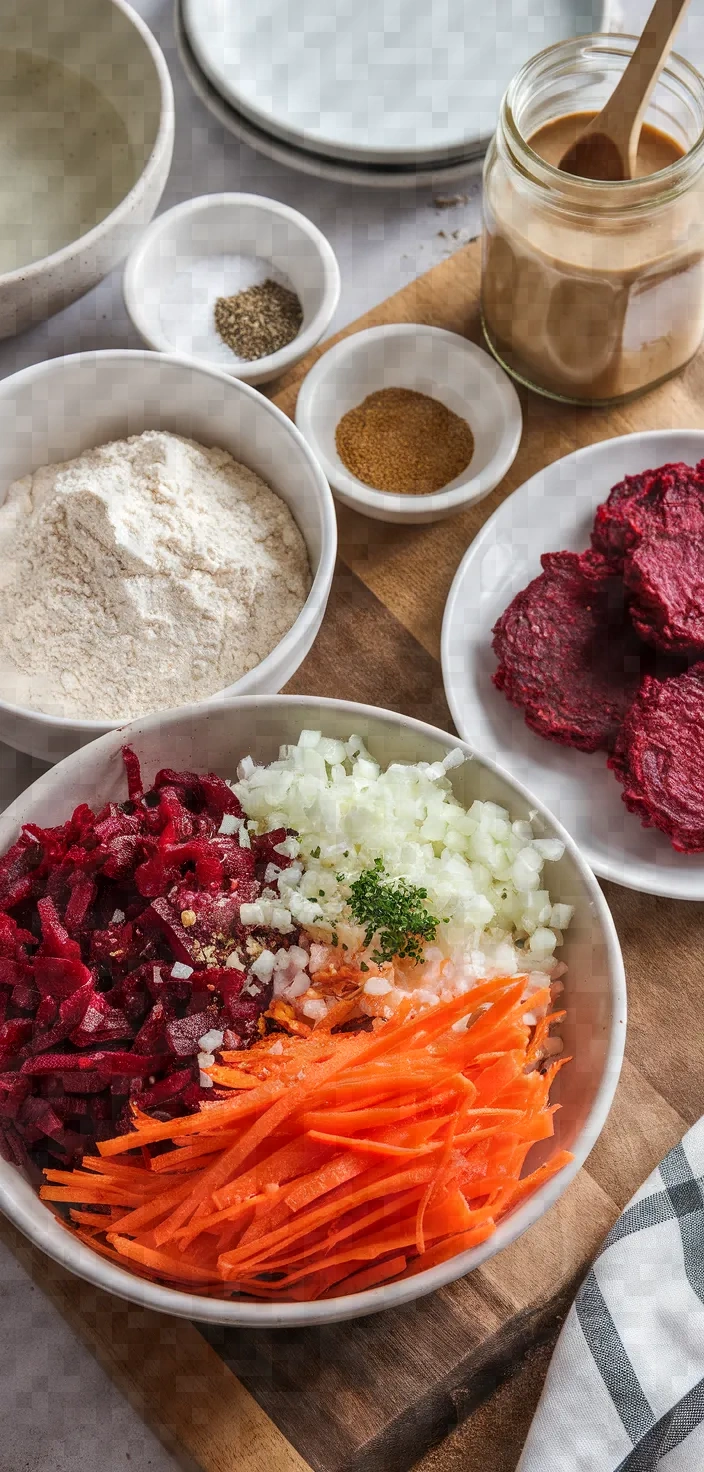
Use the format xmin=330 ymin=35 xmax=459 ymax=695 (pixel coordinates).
xmin=214 ymin=278 xmax=303 ymax=361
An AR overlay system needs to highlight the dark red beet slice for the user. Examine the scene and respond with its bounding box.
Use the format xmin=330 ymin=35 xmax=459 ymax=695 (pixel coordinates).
xmin=145 ymin=898 xmax=199 ymax=966
xmin=64 ymin=874 xmax=97 ymax=932
xmin=122 ymin=746 xmax=144 ymax=803
xmin=591 ymin=461 xmax=704 ymax=568
xmin=166 ymin=1011 xmax=218 ymax=1057
xmin=0 ymin=746 xmax=289 ymax=1166
xmin=34 ymin=996 xmax=58 ymax=1030
xmin=11 ymin=980 xmax=39 ymax=1011
xmin=69 ymin=988 xmax=133 ymax=1048
xmin=129 ymin=1069 xmax=194 ymax=1111
xmin=0 ymin=1020 xmax=33 ymax=1060
xmin=624 ymin=528 xmax=704 ymax=657
xmin=0 ymin=1073 xmax=31 ymax=1118
xmin=20 ymin=1051 xmax=164 ymax=1077
xmin=0 ymin=1120 xmax=32 ymax=1170
xmin=224 ymin=996 xmax=267 ymax=1047
xmin=130 ymin=998 xmax=172 ymax=1054
xmin=60 ymin=1072 xmax=107 ymax=1094
xmin=18 ymin=1095 xmax=64 ymax=1139
xmin=153 ymin=767 xmax=243 ymax=820
xmin=492 ymin=550 xmax=651 ymax=753
xmin=0 ymin=957 xmax=31 ymax=987
xmin=608 ymin=664 xmax=704 ymax=851
xmin=36 ymin=896 xmax=82 ymax=960
xmin=26 ymin=982 xmax=94 ymax=1054
xmin=34 ymin=956 xmax=92 ymax=999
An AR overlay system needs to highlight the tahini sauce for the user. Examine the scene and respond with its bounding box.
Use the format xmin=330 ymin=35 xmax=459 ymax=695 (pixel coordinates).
xmin=482 ymin=113 xmax=704 ymax=402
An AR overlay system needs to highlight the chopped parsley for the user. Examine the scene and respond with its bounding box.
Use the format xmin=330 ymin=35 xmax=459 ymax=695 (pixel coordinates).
xmin=310 ymin=846 xmax=321 ymax=859
xmin=346 ymin=858 xmax=439 ymax=966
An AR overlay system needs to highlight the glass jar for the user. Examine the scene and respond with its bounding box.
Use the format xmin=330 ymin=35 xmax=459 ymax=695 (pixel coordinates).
xmin=481 ymin=35 xmax=704 ymax=405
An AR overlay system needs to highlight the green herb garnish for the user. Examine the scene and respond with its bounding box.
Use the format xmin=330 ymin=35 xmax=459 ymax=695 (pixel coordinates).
xmin=347 ymin=858 xmax=439 ymax=966
xmin=310 ymin=846 xmax=321 ymax=858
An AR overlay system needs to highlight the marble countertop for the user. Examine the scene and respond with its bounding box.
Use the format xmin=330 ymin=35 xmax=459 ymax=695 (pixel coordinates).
xmin=2 ymin=0 xmax=703 ymax=1467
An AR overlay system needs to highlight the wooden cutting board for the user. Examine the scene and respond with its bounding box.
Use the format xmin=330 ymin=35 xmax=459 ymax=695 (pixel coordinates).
xmin=4 ymin=236 xmax=704 ymax=1472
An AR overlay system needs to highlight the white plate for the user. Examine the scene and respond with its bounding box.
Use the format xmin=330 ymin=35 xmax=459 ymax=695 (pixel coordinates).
xmin=175 ymin=3 xmax=485 ymax=189
xmin=441 ymin=429 xmax=704 ymax=901
xmin=183 ymin=0 xmax=606 ymax=166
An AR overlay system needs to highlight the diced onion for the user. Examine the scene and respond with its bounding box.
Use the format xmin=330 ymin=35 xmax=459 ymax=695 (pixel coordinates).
xmin=234 ymin=728 xmax=572 ymax=968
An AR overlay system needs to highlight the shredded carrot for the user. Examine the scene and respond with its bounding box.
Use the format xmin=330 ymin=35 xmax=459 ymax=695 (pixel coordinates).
xmin=45 ymin=981 xmax=571 ymax=1301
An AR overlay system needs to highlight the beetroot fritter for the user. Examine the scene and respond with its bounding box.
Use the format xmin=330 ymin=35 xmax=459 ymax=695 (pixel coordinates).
xmin=491 ymin=550 xmax=650 ymax=753
xmin=591 ymin=460 xmax=704 ymax=568
xmin=608 ymin=665 xmax=704 ymax=851
xmin=624 ymin=528 xmax=704 ymax=656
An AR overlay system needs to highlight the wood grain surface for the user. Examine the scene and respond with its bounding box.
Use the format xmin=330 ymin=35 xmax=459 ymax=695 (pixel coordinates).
xmin=5 ymin=235 xmax=704 ymax=1472
xmin=0 ymin=1214 xmax=313 ymax=1472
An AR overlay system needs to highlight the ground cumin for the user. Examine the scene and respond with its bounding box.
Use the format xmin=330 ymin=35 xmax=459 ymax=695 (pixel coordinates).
xmin=335 ymin=387 xmax=474 ymax=495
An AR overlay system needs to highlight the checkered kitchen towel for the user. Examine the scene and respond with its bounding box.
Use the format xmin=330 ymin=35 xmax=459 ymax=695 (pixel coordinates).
xmin=518 ymin=1122 xmax=704 ymax=1471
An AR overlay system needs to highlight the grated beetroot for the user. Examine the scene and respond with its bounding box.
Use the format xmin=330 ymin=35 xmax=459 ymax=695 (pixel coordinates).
xmin=0 ymin=748 xmax=292 ymax=1165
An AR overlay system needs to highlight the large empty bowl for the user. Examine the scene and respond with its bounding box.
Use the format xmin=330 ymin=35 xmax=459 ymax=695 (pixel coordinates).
xmin=0 ymin=695 xmax=626 ymax=1327
xmin=0 ymin=0 xmax=173 ymax=338
xmin=0 ymin=353 xmax=336 ymax=761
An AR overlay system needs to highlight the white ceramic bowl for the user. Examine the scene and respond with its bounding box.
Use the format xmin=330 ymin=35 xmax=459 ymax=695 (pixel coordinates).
xmin=295 ymin=325 xmax=522 ymax=524
xmin=0 ymin=0 xmax=174 ymax=340
xmin=0 ymin=353 xmax=336 ymax=763
xmin=123 ymin=194 xmax=341 ymax=386
xmin=0 ymin=696 xmax=625 ymax=1327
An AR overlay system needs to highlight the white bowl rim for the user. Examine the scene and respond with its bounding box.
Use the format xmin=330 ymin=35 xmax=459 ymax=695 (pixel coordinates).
xmin=0 ymin=693 xmax=627 ymax=1327
xmin=0 ymin=0 xmax=174 ymax=288
xmin=123 ymin=192 xmax=342 ymax=380
xmin=295 ymin=324 xmax=523 ymax=515
xmin=0 ymin=349 xmax=337 ymax=732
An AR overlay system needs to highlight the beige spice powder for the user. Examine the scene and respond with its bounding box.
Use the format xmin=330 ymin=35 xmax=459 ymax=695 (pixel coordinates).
xmin=335 ymin=387 xmax=474 ymax=495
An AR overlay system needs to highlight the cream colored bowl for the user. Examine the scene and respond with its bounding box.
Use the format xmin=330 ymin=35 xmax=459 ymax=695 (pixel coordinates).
xmin=0 ymin=352 xmax=337 ymax=761
xmin=0 ymin=0 xmax=173 ymax=339
xmin=0 ymin=696 xmax=626 ymax=1327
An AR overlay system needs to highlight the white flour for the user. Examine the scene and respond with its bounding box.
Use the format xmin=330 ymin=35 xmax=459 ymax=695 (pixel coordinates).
xmin=0 ymin=430 xmax=311 ymax=720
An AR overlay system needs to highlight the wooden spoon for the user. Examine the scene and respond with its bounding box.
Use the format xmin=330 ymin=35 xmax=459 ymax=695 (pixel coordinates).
xmin=559 ymin=0 xmax=691 ymax=180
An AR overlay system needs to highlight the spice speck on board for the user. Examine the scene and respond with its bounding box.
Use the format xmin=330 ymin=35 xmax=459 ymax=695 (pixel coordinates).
xmin=335 ymin=387 xmax=474 ymax=496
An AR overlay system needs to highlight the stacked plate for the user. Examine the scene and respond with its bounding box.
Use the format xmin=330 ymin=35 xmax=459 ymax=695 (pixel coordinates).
xmin=178 ymin=0 xmax=609 ymax=188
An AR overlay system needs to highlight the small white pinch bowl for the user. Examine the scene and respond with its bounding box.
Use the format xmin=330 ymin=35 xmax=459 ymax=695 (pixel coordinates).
xmin=123 ymin=194 xmax=341 ymax=386
xmin=0 ymin=695 xmax=625 ymax=1327
xmin=0 ymin=351 xmax=336 ymax=764
xmin=295 ymin=324 xmax=522 ymax=524
xmin=0 ymin=0 xmax=173 ymax=340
